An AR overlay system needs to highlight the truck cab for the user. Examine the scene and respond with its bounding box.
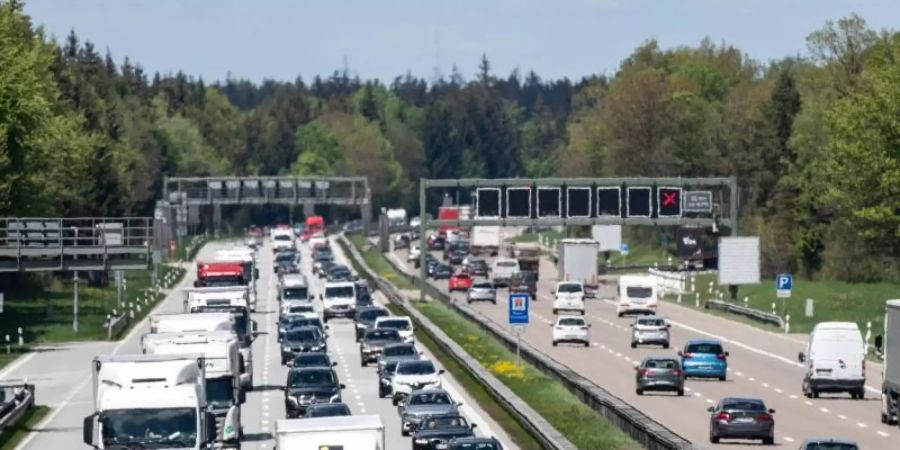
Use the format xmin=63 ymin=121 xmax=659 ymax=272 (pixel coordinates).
xmin=142 ymin=332 xmax=244 ymax=447
xmin=616 ymin=275 xmax=658 ymax=317
xmin=322 ymin=281 xmax=356 ymax=321
xmin=553 ymin=281 xmax=585 ymax=315
xmin=83 ymin=354 xmax=218 ymax=450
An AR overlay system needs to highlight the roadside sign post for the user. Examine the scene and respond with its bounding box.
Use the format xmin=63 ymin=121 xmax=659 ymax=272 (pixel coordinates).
xmin=776 ymin=274 xmax=792 ymax=320
xmin=508 ymin=293 xmax=530 ymax=367
xmin=620 ymin=243 xmax=630 ymax=267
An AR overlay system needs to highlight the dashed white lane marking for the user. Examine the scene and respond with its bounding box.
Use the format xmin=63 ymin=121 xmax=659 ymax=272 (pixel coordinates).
xmin=735 ymin=371 xmax=744 ymax=377
xmin=857 ymin=422 xmax=868 ymax=428
xmin=789 ymin=394 xmax=798 ymax=399
xmin=784 ymin=437 xmax=795 ymax=443
xmin=878 ymin=431 xmax=889 ymax=437
xmin=819 ymin=407 xmax=829 ymax=413
xmin=774 ymin=388 xmax=783 ymax=394
xmin=838 ymin=414 xmax=848 ymax=420
xmin=749 ymin=377 xmax=756 ymax=382
xmin=805 ymin=401 xmax=813 ymax=406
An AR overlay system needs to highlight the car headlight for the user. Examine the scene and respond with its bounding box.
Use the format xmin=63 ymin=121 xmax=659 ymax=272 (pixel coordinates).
xmin=282 ymin=346 xmax=291 ymax=352
xmin=415 ymin=439 xmax=428 ymax=444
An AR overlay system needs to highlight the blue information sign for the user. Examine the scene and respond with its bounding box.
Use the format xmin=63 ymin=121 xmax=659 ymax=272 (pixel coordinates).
xmin=508 ymin=293 xmax=530 ymax=326
xmin=776 ymin=273 xmax=792 ymax=298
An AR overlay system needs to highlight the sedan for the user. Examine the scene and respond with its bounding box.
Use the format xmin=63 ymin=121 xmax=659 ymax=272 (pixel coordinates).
xmin=551 ymin=315 xmax=590 ymax=347
xmin=798 ymin=438 xmax=858 ymax=450
xmin=448 ymin=273 xmax=473 ymax=292
xmin=634 ymin=357 xmax=684 ymax=396
xmin=304 ymin=402 xmax=351 ymax=418
xmin=708 ymin=397 xmax=775 ymax=445
xmin=449 ymin=437 xmax=504 ymax=450
xmin=433 ymin=264 xmax=454 ymax=280
xmin=448 ymin=249 xmax=467 ymax=265
xmin=464 ymin=259 xmax=489 ymax=277
xmin=412 ymin=415 xmax=476 ymax=450
xmin=466 ymin=282 xmax=496 ymax=304
xmin=399 ymin=388 xmax=460 ymax=436
xmin=290 ymin=352 xmax=336 ymax=369
xmin=630 ymin=316 xmax=671 ymax=349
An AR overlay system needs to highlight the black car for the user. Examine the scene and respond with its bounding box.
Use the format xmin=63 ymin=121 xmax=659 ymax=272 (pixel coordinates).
xmin=279 ymin=316 xmax=327 ymax=341
xmin=284 ymin=367 xmax=344 ymax=418
xmin=326 ymin=265 xmax=354 ymax=282
xmin=354 ymin=306 xmax=390 ymax=341
xmin=464 ymin=259 xmax=489 ymax=277
xmin=304 ymin=402 xmax=351 ymax=418
xmin=360 ymin=328 xmax=403 ymax=366
xmin=317 ymin=260 xmax=337 ymax=278
xmin=425 ymin=256 xmax=440 ymax=274
xmin=378 ymin=358 xmax=402 ymax=398
xmin=708 ymin=397 xmax=775 ymax=445
xmin=354 ymin=280 xmax=371 ymax=300
xmin=427 ymin=235 xmax=445 ymax=250
xmin=509 ymin=270 xmax=538 ymax=299
xmin=412 ymin=415 xmax=476 ymax=450
xmin=280 ymin=326 xmax=327 ymax=364
xmin=448 ymin=249 xmax=467 ymax=265
xmin=449 ymin=437 xmax=504 ymax=450
xmin=432 ymin=264 xmax=454 ymax=280
xmin=274 ymin=251 xmax=300 ymax=273
xmin=290 ymin=352 xmax=336 ymax=369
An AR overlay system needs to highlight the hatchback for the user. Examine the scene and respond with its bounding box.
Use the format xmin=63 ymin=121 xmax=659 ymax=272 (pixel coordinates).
xmin=449 ymin=273 xmax=473 ymax=292
xmin=635 ymin=357 xmax=684 ymax=396
xmin=551 ymin=315 xmax=590 ymax=347
xmin=680 ymin=339 xmax=729 ymax=380
xmin=797 ymin=438 xmax=858 ymax=450
xmin=466 ymin=282 xmax=496 ymax=304
xmin=708 ymin=397 xmax=775 ymax=445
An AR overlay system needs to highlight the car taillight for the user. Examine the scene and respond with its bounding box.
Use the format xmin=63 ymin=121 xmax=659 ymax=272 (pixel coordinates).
xmin=716 ymin=412 xmax=731 ymax=422
xmin=681 ymin=352 xmax=693 ymax=358
xmin=671 ymin=369 xmax=681 ymax=377
xmin=716 ymin=353 xmax=727 ymax=360
xmin=755 ymin=413 xmax=772 ymax=422
xmin=638 ymin=369 xmax=650 ymax=377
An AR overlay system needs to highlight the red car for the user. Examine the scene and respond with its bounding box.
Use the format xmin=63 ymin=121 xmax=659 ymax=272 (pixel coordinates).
xmin=448 ymin=272 xmax=473 ymax=292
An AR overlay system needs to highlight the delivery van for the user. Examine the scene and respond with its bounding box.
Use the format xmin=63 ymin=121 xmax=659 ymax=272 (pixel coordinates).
xmin=798 ymin=322 xmax=866 ymax=399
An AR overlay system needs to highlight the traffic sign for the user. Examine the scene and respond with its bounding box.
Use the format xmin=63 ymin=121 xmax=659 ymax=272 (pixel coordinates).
xmin=658 ymin=187 xmax=682 ymax=217
xmin=684 ymin=191 xmax=713 ymax=213
xmin=620 ymin=243 xmax=630 ymax=255
xmin=508 ymin=293 xmax=530 ymax=326
xmin=776 ymin=273 xmax=792 ymax=298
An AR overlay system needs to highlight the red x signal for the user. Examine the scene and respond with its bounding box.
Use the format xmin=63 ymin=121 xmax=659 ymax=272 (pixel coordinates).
xmin=662 ymin=192 xmax=678 ymax=206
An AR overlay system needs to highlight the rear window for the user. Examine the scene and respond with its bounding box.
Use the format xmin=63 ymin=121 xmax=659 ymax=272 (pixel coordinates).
xmin=721 ymin=399 xmax=766 ymax=411
xmin=558 ymin=283 xmax=583 ymax=293
xmin=626 ymin=286 xmax=653 ymax=298
xmin=802 ymin=444 xmax=858 ymax=450
xmin=685 ymin=342 xmax=724 ymax=354
xmin=558 ymin=318 xmax=585 ymax=326
xmin=384 ymin=345 xmax=416 ymax=357
xmin=360 ymin=309 xmax=388 ymax=320
xmin=643 ymin=359 xmax=678 ymax=369
xmin=274 ymin=235 xmax=292 ymax=241
xmin=638 ymin=318 xmax=665 ymax=327
xmin=378 ymin=319 xmax=411 ymax=331
xmin=496 ymin=261 xmax=518 ymax=268
xmin=472 ymin=283 xmax=492 ymax=289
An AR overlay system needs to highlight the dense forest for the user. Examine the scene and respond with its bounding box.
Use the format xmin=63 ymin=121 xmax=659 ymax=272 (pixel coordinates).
xmin=0 ymin=1 xmax=897 ymax=281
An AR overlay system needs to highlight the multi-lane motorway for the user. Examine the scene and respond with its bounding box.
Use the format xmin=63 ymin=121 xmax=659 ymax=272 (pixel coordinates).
xmin=391 ymin=242 xmax=897 ymax=449
xmin=1 ymin=237 xmax=513 ymax=449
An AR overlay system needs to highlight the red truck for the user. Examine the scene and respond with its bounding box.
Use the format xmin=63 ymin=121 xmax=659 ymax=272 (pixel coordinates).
xmin=437 ymin=207 xmax=460 ymax=235
xmin=194 ymin=261 xmax=245 ymax=288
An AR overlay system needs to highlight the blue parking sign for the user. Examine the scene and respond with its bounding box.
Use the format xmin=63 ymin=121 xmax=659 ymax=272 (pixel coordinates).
xmin=776 ymin=274 xmax=792 ymax=298
xmin=508 ymin=293 xmax=529 ymax=326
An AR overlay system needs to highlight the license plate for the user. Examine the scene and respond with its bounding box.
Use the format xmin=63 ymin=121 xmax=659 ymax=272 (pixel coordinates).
xmin=734 ymin=417 xmax=754 ymax=424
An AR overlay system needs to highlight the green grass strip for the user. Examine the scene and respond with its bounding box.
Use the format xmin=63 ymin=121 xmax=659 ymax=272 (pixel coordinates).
xmin=0 ymin=405 xmax=50 ymax=450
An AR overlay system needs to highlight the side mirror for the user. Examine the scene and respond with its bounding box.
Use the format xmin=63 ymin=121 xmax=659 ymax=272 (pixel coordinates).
xmin=340 ymin=384 xmax=346 ymax=389
xmin=457 ymin=402 xmax=464 ymax=407
xmin=252 ymin=321 xmax=259 ymax=333
xmin=471 ymin=423 xmax=477 ymax=429
xmin=332 ymin=362 xmax=338 ymax=367
xmin=204 ymin=411 xmax=218 ymax=444
xmin=666 ymin=324 xmax=671 ymax=328
xmin=797 ymin=352 xmax=806 ymax=363
xmin=588 ymin=324 xmax=593 ymax=328
xmin=677 ymin=351 xmax=684 ymax=357
xmin=438 ymin=369 xmax=445 ymax=375
xmin=325 ymin=325 xmax=331 ymax=330
xmin=768 ymin=408 xmax=776 ymax=414
xmin=875 ymin=335 xmax=884 ymax=352
xmin=706 ymin=406 xmax=715 ymax=413
xmin=238 ymin=390 xmax=246 ymax=404
xmin=724 ymin=351 xmax=730 ymax=357
xmin=319 ymin=294 xmax=323 ymax=300
xmin=633 ymin=364 xmax=639 ymax=370
xmin=82 ymin=413 xmax=97 ymax=446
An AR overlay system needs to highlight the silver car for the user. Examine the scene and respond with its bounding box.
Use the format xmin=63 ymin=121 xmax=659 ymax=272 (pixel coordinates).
xmin=466 ymin=282 xmax=496 ymax=304
xmin=708 ymin=397 xmax=775 ymax=445
xmin=630 ymin=315 xmax=670 ymax=348
xmin=634 ymin=356 xmax=684 ymax=396
xmin=398 ymin=388 xmax=460 ymax=436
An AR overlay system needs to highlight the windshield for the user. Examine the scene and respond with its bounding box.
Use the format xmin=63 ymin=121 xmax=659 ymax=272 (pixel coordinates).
xmin=325 ymin=286 xmax=354 ymax=298
xmin=290 ymin=370 xmax=335 ymax=387
xmin=638 ymin=318 xmax=665 ymax=327
xmin=366 ymin=329 xmax=400 ymax=341
xmin=377 ymin=319 xmax=410 ymax=331
xmin=274 ymin=235 xmax=291 ymax=241
xmin=558 ymin=318 xmax=585 ymax=326
xmin=286 ymin=329 xmax=319 ymax=341
xmin=275 ymin=252 xmax=296 ymax=262
xmin=101 ymin=408 xmax=197 ymax=448
xmin=207 ymin=377 xmax=235 ymax=409
xmin=685 ymin=342 xmax=724 ymax=354
xmin=384 ymin=345 xmax=416 ymax=357
xmin=295 ymin=354 xmax=330 ymax=366
xmin=721 ymin=399 xmax=766 ymax=411
xmin=558 ymin=283 xmax=582 ymax=293
xmin=283 ymin=288 xmax=308 ymax=300
xmin=626 ymin=286 xmax=654 ymax=298
xmin=398 ymin=361 xmax=436 ymax=375
xmin=409 ymin=392 xmax=452 ymax=405
xmin=360 ymin=309 xmax=388 ymax=321
xmin=421 ymin=416 xmax=468 ymax=430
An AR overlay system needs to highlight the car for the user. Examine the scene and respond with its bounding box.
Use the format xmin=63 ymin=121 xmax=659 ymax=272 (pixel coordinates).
xmin=283 ymin=367 xmax=345 ymax=418
xmin=354 ymin=306 xmax=390 ymax=341
xmin=412 ymin=415 xmax=476 ymax=450
xmin=379 ymin=342 xmax=420 ymax=370
xmin=490 ymin=258 xmax=519 ymax=287
xmin=304 ymin=402 xmax=351 ymax=418
xmin=552 ymin=281 xmax=585 ymax=315
xmin=433 ymin=264 xmax=454 ymax=280
xmin=509 ymin=270 xmax=537 ymax=299
xmin=466 ymin=282 xmax=496 ymax=304
xmin=797 ymin=438 xmax=859 ymax=450
xmin=378 ymin=358 xmax=402 ymax=398
xmin=448 ymin=272 xmax=473 ymax=292
xmin=448 ymin=437 xmax=504 ymax=450
xmin=374 ymin=316 xmax=414 ymax=343
xmin=278 ymin=316 xmax=327 ymax=342
xmin=463 ymin=258 xmax=489 ymax=277
xmin=399 ymin=388 xmax=460 ymax=436
xmin=391 ymin=359 xmax=444 ymax=406
xmin=326 ymin=264 xmax=354 ymax=282
xmin=427 ymin=234 xmax=445 ymax=250
xmin=360 ymin=328 xmax=403 ymax=366
xmin=408 ymin=244 xmax=422 ymax=262
xmin=448 ymin=249 xmax=467 ymax=265
xmin=551 ymin=315 xmax=591 ymax=347
xmin=425 ymin=257 xmax=440 ymax=274
xmin=630 ymin=316 xmax=671 ymax=348
xmin=280 ymin=326 xmax=327 ymax=364
xmin=410 ymin=217 xmax=422 ymax=228
xmin=290 ymin=352 xmax=336 ymax=369
xmin=707 ymin=397 xmax=775 ymax=445
xmin=354 ymin=280 xmax=371 ymax=301
xmin=394 ymin=234 xmax=411 ymax=250
xmin=634 ymin=356 xmax=684 ymax=396
xmin=680 ymin=339 xmax=729 ymax=381
xmin=274 ymin=251 xmax=300 ymax=273
xmin=443 ymin=240 xmax=469 ymax=261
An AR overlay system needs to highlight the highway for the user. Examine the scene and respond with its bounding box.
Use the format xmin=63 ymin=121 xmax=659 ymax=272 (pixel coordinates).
xmin=2 ymin=237 xmax=513 ymax=450
xmin=391 ymin=242 xmax=898 ymax=449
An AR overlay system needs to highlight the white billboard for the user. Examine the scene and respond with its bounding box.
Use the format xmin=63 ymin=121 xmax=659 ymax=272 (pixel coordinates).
xmin=718 ymin=237 xmax=760 ymax=285
xmin=591 ymin=225 xmax=622 ymax=252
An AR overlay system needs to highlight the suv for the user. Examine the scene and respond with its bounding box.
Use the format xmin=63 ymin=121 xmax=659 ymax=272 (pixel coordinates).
xmin=321 ymin=282 xmax=356 ymax=321
xmin=552 ymin=281 xmax=585 ymax=315
xmin=399 ymin=388 xmax=460 ymax=436
xmin=360 ymin=328 xmax=403 ymax=366
xmin=379 ymin=342 xmax=420 ymax=371
xmin=280 ymin=326 xmax=327 ymax=364
xmin=552 ymin=315 xmax=590 ymax=347
xmin=283 ymin=367 xmax=344 ymax=418
xmin=391 ymin=359 xmax=444 ymax=405
xmin=509 ymin=270 xmax=537 ymax=299
xmin=374 ymin=316 xmax=414 ymax=343
xmin=630 ymin=316 xmax=671 ymax=348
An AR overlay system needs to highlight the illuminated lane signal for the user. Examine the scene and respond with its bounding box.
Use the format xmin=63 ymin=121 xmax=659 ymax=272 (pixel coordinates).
xmin=627 ymin=187 xmax=652 ymax=218
xmin=537 ymin=187 xmax=561 ymax=218
xmin=506 ymin=187 xmax=532 ymax=218
xmin=475 ymin=187 xmax=501 ymax=218
xmin=597 ymin=187 xmax=621 ymax=217
xmin=657 ymin=187 xmax=682 ymax=217
xmin=566 ymin=187 xmax=591 ymax=218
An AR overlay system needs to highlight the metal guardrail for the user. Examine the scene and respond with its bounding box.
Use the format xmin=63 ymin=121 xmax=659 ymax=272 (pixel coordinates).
xmin=106 ymin=314 xmax=129 ymax=340
xmin=0 ymin=383 xmax=35 ymax=433
xmin=338 ymin=235 xmax=577 ymax=450
xmin=706 ymin=299 xmax=785 ymax=328
xmin=370 ymin=240 xmax=694 ymax=450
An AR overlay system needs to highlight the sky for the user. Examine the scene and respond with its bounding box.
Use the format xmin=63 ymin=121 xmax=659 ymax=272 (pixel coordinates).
xmin=23 ymin=0 xmax=900 ymax=84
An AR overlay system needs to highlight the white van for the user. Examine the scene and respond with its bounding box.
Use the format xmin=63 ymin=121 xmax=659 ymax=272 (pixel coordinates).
xmin=553 ymin=281 xmax=585 ymax=315
xmin=322 ymin=281 xmax=356 ymax=321
xmin=799 ymin=322 xmax=866 ymax=399
xmin=491 ymin=258 xmax=520 ymax=287
xmin=616 ymin=275 xmax=658 ymax=317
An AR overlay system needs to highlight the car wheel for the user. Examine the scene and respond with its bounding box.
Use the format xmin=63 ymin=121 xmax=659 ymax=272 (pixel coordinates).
xmin=636 ymin=388 xmax=643 ymax=395
xmin=552 ymin=309 xmax=558 ymax=314
xmin=677 ymin=389 xmax=684 ymax=397
xmin=856 ymin=388 xmax=865 ymax=400
xmin=662 ymin=342 xmax=670 ymax=349
xmin=630 ymin=342 xmax=637 ymax=349
xmin=762 ymin=436 xmax=775 ymax=445
xmin=467 ymin=299 xmax=471 ymax=304
xmin=552 ymin=341 xmax=558 ymax=347
xmin=811 ymin=388 xmax=819 ymax=399
xmin=492 ymin=300 xmax=497 ymax=305
xmin=401 ymin=429 xmax=409 ymax=437
xmin=617 ymin=312 xmax=624 ymax=318
xmin=392 ymin=396 xmax=399 ymax=406
xmin=709 ymin=433 xmax=719 ymax=444
xmin=718 ymin=375 xmax=726 ymax=382
xmin=584 ymin=341 xmax=590 ymax=347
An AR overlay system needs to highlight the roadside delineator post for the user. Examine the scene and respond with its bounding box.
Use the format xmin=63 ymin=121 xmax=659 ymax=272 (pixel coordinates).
xmin=785 ymin=315 xmax=791 ymax=334
xmin=695 ymin=293 xmax=700 ymax=308
xmin=17 ymin=327 xmax=23 ymax=346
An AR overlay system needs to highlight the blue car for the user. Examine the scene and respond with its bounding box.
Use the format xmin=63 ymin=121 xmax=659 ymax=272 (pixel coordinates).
xmin=679 ymin=339 xmax=729 ymax=380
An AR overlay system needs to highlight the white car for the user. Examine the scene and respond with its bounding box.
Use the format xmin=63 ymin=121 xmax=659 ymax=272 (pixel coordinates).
xmin=390 ymin=359 xmax=444 ymax=405
xmin=552 ymin=315 xmax=591 ymax=347
xmin=553 ymin=281 xmax=585 ymax=315
xmin=407 ymin=244 xmax=421 ymax=262
xmin=409 ymin=217 xmax=421 ymax=228
xmin=280 ymin=301 xmax=317 ymax=319
xmin=374 ymin=316 xmax=414 ymax=343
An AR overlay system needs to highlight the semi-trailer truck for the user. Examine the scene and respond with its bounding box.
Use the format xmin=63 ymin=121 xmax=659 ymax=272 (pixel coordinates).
xmin=470 ymin=226 xmax=501 ymax=256
xmin=878 ymin=300 xmax=900 ymax=424
xmin=557 ymin=239 xmax=600 ymax=298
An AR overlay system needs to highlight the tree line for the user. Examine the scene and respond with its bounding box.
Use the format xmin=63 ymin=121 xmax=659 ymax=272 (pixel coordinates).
xmin=0 ymin=1 xmax=896 ymax=282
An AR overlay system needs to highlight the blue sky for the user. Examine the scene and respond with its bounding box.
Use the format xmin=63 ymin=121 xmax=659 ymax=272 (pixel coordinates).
xmin=24 ymin=0 xmax=899 ymax=84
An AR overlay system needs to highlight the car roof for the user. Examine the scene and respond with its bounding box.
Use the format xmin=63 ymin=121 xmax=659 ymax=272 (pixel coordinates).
xmin=284 ymin=325 xmax=320 ymax=334
xmin=410 ymin=387 xmax=450 ymax=395
xmin=294 ymin=352 xmax=329 ymax=359
xmin=686 ymin=338 xmax=721 ymax=345
xmin=643 ymin=355 xmax=678 ymax=362
xmin=799 ymin=438 xmax=857 ymax=445
xmin=557 ymin=315 xmax=585 ymax=320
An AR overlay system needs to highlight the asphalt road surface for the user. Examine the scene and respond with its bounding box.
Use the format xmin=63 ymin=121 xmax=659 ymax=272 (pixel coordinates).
xmin=3 ymin=237 xmax=513 ymax=450
xmin=391 ymin=240 xmax=898 ymax=449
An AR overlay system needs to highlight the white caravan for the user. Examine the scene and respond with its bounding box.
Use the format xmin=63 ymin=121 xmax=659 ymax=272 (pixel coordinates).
xmin=616 ymin=274 xmax=658 ymax=317
xmin=275 ymin=415 xmax=385 ymax=450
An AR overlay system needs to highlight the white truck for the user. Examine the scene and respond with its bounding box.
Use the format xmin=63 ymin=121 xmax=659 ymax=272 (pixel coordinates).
xmin=557 ymin=239 xmax=600 ymax=298
xmin=879 ymin=300 xmax=900 ymax=424
xmin=386 ymin=208 xmax=408 ymax=228
xmin=143 ymin=332 xmax=244 ymax=448
xmin=275 ymin=415 xmax=385 ymax=450
xmin=151 ymin=312 xmax=254 ymax=391
xmin=470 ymin=226 xmax=501 ymax=256
xmin=214 ymin=247 xmax=258 ymax=311
xmin=82 ymin=354 xmax=218 ymax=449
